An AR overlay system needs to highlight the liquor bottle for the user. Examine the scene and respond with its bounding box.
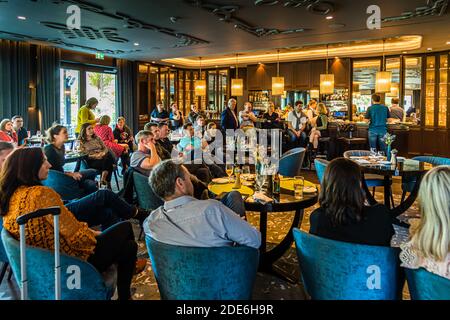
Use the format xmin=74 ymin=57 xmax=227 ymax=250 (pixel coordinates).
xmin=273 ymin=173 xmax=280 ymax=196
xmin=233 ymin=165 xmax=241 ymax=189
xmin=266 ymin=174 xmax=273 ymax=197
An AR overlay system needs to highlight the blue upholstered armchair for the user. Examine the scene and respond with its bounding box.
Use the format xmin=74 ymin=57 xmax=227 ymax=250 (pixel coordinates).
xmin=405 ymin=267 xmax=450 ymax=300
xmin=293 ymin=229 xmax=404 ymax=300
xmin=401 ymin=156 xmax=450 ymax=201
xmin=279 ymin=148 xmax=306 ymax=177
xmin=145 ymin=236 xmax=259 ymax=300
xmin=133 ymin=171 xmax=163 ymax=211
xmin=1 ymin=228 xmax=116 ymax=300
xmin=314 ymin=158 xmax=329 ymax=184
xmin=42 ymin=170 xmax=86 ymax=201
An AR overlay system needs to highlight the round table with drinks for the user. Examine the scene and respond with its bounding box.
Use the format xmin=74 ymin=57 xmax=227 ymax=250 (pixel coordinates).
xmin=208 ymin=174 xmax=318 ymax=283
xmin=351 ymin=156 xmax=433 ymax=217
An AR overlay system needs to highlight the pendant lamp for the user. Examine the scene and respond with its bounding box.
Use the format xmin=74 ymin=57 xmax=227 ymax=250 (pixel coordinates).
xmin=272 ymin=50 xmax=284 ymax=95
xmin=376 ymin=39 xmax=392 ymax=93
xmin=231 ymin=54 xmax=244 ymax=96
xmin=195 ymin=57 xmax=206 ymax=96
xmin=320 ymin=44 xmax=335 ymax=94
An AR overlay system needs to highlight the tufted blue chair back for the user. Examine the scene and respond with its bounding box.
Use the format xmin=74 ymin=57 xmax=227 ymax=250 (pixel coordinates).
xmin=293 ymin=228 xmax=403 ymax=300
xmin=145 ymin=236 xmax=259 ymax=300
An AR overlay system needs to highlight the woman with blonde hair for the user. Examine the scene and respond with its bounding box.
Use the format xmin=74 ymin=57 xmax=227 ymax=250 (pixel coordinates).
xmin=309 ymin=103 xmax=329 ymax=150
xmin=400 ymin=166 xmax=450 ymax=279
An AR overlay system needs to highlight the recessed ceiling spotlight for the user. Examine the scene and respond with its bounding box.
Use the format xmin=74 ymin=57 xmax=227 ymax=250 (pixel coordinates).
xmin=446 ymin=41 xmax=450 ymax=45
xmin=152 ymin=61 xmax=156 ymax=64
xmin=403 ymin=51 xmax=408 ymax=54
xmin=335 ymin=56 xmax=339 ymax=59
xmin=427 ymin=47 xmax=433 ymax=51
xmin=17 ymin=16 xmax=27 ymax=20
xmin=134 ymin=42 xmax=140 ymax=46
xmin=215 ymin=65 xmax=218 ymax=68
xmin=172 ymin=65 xmax=175 ymax=67
xmin=326 ymin=16 xmax=334 ymax=20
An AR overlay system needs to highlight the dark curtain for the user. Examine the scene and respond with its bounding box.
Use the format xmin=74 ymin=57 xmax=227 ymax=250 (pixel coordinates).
xmin=117 ymin=59 xmax=138 ymax=134
xmin=37 ymin=46 xmax=61 ymax=130
xmin=0 ymin=40 xmax=31 ymax=124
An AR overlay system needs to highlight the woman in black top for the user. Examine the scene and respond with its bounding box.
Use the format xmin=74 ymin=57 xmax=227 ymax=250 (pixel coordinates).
xmin=113 ymin=117 xmax=134 ymax=150
xmin=44 ymin=124 xmax=98 ymax=196
xmin=262 ymin=102 xmax=281 ymax=129
xmin=309 ymin=158 xmax=394 ymax=246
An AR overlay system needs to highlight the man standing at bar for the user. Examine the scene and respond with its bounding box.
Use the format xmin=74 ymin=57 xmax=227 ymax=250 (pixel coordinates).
xmin=220 ymin=98 xmax=239 ymax=131
xmin=365 ymin=94 xmax=390 ymax=152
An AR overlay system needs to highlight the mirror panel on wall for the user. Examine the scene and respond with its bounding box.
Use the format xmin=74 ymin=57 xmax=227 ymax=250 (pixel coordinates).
xmin=385 ymin=57 xmax=400 ymax=107
xmin=404 ymin=57 xmax=422 ymax=124
xmin=352 ymin=59 xmax=380 ymax=116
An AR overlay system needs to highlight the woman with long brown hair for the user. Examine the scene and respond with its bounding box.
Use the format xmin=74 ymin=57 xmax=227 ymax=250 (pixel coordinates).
xmin=0 ymin=148 xmax=146 ymax=300
xmin=309 ymin=157 xmax=394 ymax=246
xmin=78 ymin=122 xmax=115 ymax=189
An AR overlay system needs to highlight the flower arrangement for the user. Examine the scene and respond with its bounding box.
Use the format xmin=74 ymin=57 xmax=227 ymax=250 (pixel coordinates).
xmin=381 ymin=133 xmax=396 ymax=146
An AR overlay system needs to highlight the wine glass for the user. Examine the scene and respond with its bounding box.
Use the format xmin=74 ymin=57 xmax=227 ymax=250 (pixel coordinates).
xmin=225 ymin=164 xmax=234 ymax=182
xmin=242 ymin=165 xmax=250 ymax=180
xmin=370 ymin=148 xmax=377 ymax=157
xmin=255 ymin=173 xmax=266 ymax=192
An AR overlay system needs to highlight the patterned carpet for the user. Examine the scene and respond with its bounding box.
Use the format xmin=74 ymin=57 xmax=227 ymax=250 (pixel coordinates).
xmin=130 ymin=181 xmax=420 ymax=300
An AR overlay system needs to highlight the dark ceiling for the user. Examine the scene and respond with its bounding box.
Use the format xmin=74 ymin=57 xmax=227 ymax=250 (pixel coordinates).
xmin=0 ymin=0 xmax=449 ymax=64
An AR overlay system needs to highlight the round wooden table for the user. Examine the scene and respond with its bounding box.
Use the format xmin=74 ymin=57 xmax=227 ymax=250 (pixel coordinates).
xmin=208 ymin=177 xmax=318 ymax=282
xmin=355 ymin=158 xmax=433 ymax=217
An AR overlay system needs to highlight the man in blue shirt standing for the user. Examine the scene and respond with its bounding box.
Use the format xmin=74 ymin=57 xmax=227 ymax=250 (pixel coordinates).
xmin=365 ymin=94 xmax=390 ymax=152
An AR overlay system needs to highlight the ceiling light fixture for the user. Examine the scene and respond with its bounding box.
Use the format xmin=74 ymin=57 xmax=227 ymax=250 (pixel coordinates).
xmin=134 ymin=42 xmax=140 ymax=46
xmin=446 ymin=41 xmax=450 ymax=45
xmin=326 ymin=16 xmax=334 ymax=20
xmin=163 ymin=36 xmax=422 ymax=68
xmin=376 ymin=39 xmax=392 ymax=93
xmin=320 ymin=44 xmax=335 ymax=95
xmin=195 ymin=57 xmax=206 ymax=96
xmin=17 ymin=16 xmax=27 ymax=20
xmin=427 ymin=47 xmax=433 ymax=51
xmin=272 ymin=49 xmax=285 ymax=96
xmin=231 ymin=54 xmax=244 ymax=96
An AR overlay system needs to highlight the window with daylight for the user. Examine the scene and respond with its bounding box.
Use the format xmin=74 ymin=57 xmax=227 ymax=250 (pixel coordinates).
xmin=59 ymin=68 xmax=80 ymax=131
xmin=86 ymin=71 xmax=117 ymax=123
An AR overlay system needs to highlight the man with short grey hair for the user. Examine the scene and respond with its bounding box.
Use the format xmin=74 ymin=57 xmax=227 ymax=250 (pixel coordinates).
xmin=144 ymin=160 xmax=261 ymax=249
xmin=130 ymin=130 xmax=160 ymax=176
xmin=220 ymin=98 xmax=239 ymax=131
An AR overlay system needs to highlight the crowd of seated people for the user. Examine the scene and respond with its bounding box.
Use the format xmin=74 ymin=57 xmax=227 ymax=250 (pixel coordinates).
xmin=1 ymin=96 xmax=449 ymax=302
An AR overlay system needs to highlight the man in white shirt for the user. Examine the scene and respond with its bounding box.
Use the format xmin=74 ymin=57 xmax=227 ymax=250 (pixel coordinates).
xmin=144 ymin=160 xmax=261 ymax=249
xmin=287 ymin=101 xmax=308 ymax=147
xmin=239 ymin=102 xmax=257 ymax=128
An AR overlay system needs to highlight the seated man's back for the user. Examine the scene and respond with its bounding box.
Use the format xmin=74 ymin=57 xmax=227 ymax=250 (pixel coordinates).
xmin=145 ymin=196 xmax=260 ymax=249
xmin=144 ymin=160 xmax=261 ymax=249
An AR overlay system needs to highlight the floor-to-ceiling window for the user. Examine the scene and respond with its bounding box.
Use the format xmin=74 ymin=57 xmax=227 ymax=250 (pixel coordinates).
xmin=59 ymin=68 xmax=80 ymax=132
xmin=60 ymin=65 xmax=117 ymax=133
xmin=86 ymin=71 xmax=117 ymax=122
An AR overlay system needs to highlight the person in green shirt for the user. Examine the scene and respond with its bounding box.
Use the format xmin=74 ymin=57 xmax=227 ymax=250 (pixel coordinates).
xmin=76 ymin=97 xmax=99 ymax=136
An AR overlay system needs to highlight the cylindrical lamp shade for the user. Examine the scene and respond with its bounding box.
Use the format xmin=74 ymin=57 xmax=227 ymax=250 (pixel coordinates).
xmin=195 ymin=80 xmax=206 ymax=96
xmin=387 ymin=83 xmax=399 ymax=97
xmin=320 ymin=74 xmax=334 ymax=94
xmin=375 ymin=71 xmax=392 ymax=93
xmin=272 ymin=77 xmax=285 ymax=95
xmin=231 ymin=78 xmax=244 ymax=96
xmin=310 ymin=90 xmax=320 ymax=99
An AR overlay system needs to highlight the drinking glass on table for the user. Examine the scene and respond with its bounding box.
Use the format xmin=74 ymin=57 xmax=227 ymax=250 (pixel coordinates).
xmin=225 ymin=164 xmax=234 ymax=182
xmin=293 ymin=176 xmax=305 ymax=200
xmin=255 ymin=173 xmax=266 ymax=192
xmin=242 ymin=165 xmax=250 ymax=179
xmin=370 ymin=148 xmax=377 ymax=157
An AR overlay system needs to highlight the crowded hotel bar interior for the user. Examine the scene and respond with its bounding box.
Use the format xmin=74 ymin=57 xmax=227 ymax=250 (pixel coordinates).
xmin=0 ymin=0 xmax=449 ymax=303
